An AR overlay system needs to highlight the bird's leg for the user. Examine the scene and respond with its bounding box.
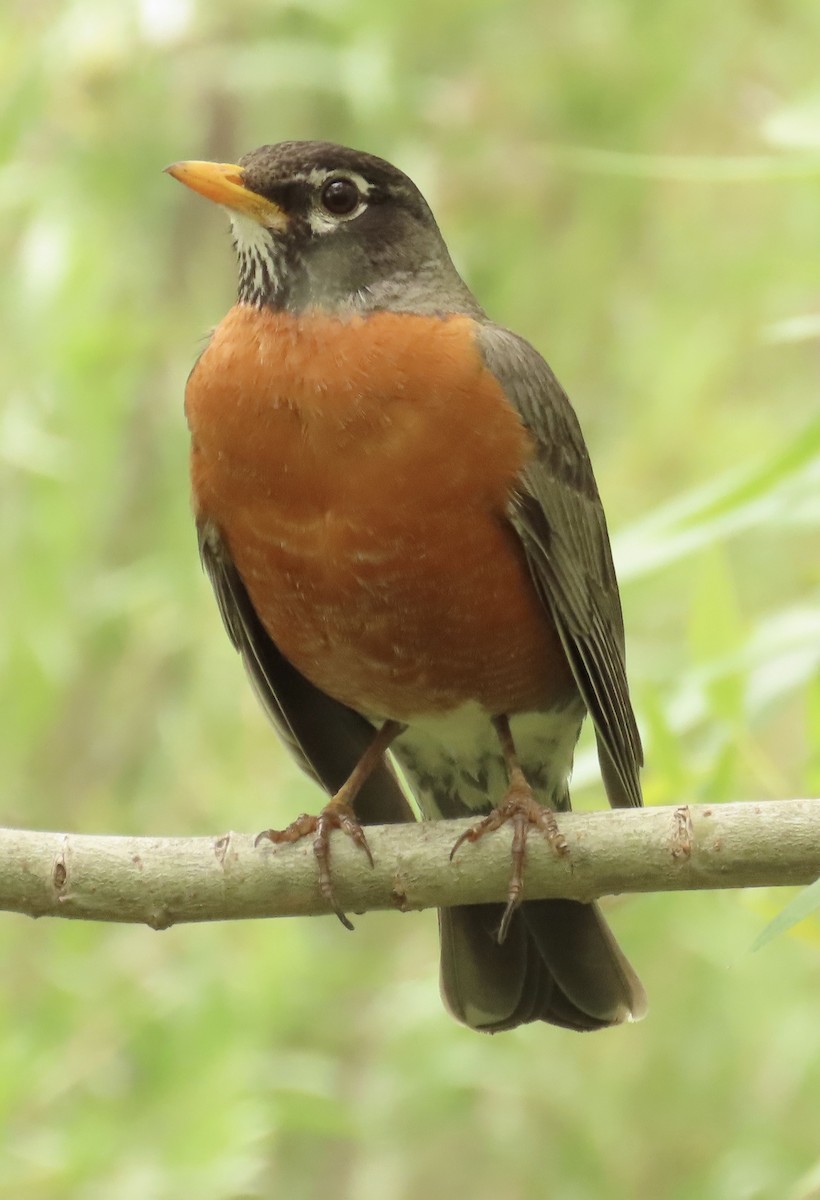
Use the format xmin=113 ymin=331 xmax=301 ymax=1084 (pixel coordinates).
xmin=450 ymin=714 xmax=569 ymax=943
xmin=255 ymin=718 xmax=407 ymax=930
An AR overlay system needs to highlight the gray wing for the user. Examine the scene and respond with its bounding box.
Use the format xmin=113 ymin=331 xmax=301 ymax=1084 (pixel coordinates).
xmin=198 ymin=522 xmax=415 ymax=826
xmin=477 ymin=324 xmax=643 ymax=809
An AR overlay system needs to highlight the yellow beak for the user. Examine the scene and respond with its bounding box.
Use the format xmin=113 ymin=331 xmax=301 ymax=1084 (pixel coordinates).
xmin=164 ymin=160 xmax=286 ymax=228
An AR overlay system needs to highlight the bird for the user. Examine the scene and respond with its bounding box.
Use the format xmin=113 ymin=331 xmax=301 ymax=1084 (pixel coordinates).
xmin=166 ymin=140 xmax=647 ymax=1033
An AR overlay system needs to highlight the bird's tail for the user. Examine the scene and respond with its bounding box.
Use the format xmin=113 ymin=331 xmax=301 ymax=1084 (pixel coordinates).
xmin=438 ymin=897 xmax=647 ymax=1033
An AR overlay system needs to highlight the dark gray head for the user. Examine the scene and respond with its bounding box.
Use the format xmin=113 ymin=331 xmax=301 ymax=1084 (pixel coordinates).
xmin=166 ymin=140 xmax=481 ymax=317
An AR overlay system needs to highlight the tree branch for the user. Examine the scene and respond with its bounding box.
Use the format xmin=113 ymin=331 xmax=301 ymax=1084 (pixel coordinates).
xmin=1 ymin=800 xmax=818 ymax=929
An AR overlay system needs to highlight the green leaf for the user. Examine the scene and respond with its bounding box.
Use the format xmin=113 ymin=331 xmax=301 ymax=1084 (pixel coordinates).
xmin=751 ymin=878 xmax=820 ymax=951
xmin=688 ymin=548 xmax=746 ymax=723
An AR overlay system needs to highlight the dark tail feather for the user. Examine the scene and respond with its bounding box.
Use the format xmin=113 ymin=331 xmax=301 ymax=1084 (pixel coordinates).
xmin=439 ymin=898 xmax=646 ymax=1033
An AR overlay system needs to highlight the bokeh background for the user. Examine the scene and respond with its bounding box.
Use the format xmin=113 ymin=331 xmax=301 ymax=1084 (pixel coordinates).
xmin=3 ymin=1 xmax=820 ymax=1197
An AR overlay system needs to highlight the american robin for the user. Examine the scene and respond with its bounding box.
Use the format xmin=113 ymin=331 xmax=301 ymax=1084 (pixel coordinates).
xmin=166 ymin=141 xmax=646 ymax=1033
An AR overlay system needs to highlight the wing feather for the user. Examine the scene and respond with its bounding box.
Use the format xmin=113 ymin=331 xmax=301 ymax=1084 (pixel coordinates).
xmin=477 ymin=324 xmax=643 ymax=808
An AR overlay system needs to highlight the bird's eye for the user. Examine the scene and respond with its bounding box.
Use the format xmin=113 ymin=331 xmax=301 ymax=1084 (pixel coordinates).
xmin=320 ymin=177 xmax=361 ymax=216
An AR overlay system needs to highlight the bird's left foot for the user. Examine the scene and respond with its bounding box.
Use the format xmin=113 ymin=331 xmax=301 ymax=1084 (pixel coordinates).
xmin=450 ymin=773 xmax=568 ymax=941
xmin=254 ymin=718 xmax=406 ymax=931
xmin=255 ymin=801 xmax=373 ymax=931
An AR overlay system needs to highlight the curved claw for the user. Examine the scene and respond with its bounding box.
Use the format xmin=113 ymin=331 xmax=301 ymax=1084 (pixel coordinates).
xmin=450 ymin=810 xmax=506 ymax=861
xmin=448 ymin=785 xmax=569 ymax=944
xmin=256 ymin=802 xmax=374 ymax=929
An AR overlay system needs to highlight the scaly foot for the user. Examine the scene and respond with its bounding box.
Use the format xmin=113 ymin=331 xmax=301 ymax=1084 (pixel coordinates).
xmin=450 ymin=766 xmax=569 ymax=943
xmin=254 ymin=719 xmax=405 ymax=930
xmin=255 ymin=801 xmax=373 ymax=931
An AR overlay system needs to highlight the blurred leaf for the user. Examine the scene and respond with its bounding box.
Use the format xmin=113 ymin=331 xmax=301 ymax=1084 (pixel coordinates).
xmin=614 ymin=418 xmax=820 ymax=581
xmin=763 ymin=312 xmax=820 ymax=344
xmin=552 ymin=143 xmax=820 ymax=180
xmin=638 ymin=684 xmax=689 ymax=803
xmin=688 ymin=549 xmax=745 ymax=723
xmin=808 ymin=675 xmax=820 ymax=796
xmin=751 ymin=878 xmax=820 ymax=951
xmin=763 ymin=94 xmax=820 ymax=150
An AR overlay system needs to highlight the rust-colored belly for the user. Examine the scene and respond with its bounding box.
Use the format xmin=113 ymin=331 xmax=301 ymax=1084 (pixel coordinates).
xmin=185 ymin=306 xmax=574 ymax=719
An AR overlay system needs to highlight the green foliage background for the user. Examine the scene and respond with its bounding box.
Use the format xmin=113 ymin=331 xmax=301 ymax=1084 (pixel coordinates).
xmin=2 ymin=1 xmax=819 ymax=1196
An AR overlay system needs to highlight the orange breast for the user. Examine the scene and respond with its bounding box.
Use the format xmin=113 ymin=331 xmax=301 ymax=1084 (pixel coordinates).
xmin=185 ymin=306 xmax=574 ymax=720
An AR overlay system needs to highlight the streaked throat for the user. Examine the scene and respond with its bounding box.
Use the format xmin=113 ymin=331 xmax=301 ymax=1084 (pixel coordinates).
xmin=229 ymin=211 xmax=287 ymax=308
